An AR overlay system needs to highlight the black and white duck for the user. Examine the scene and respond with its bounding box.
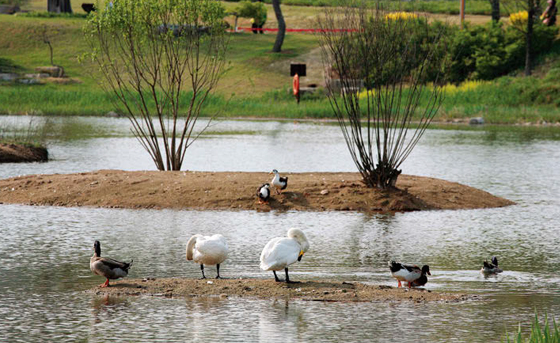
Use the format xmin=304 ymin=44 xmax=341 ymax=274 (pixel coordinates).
xmin=257 ymin=183 xmax=271 ymax=204
xmin=388 ymin=261 xmax=431 ymax=288
xmin=90 ymin=240 xmax=133 ymax=287
xmin=270 ymin=169 xmax=288 ymax=194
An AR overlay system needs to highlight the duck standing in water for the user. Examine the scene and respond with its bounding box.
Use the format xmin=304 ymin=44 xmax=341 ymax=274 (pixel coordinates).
xmin=257 ymin=183 xmax=271 ymax=204
xmin=270 ymin=169 xmax=288 ymax=194
xmin=90 ymin=240 xmax=133 ymax=288
xmin=260 ymin=228 xmax=309 ymax=283
xmin=481 ymin=256 xmax=503 ymax=276
xmin=388 ymin=261 xmax=431 ymax=288
xmin=186 ymin=234 xmax=229 ymax=279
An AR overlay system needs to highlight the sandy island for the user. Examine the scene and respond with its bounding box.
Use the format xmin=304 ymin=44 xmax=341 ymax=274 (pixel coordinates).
xmin=0 ymin=170 xmax=513 ymax=211
xmin=88 ymin=278 xmax=473 ymax=303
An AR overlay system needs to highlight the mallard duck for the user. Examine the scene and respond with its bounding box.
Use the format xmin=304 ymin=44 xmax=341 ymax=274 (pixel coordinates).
xmin=186 ymin=234 xmax=228 ymax=279
xmin=90 ymin=240 xmax=133 ymax=288
xmin=257 ymin=183 xmax=271 ymax=204
xmin=388 ymin=261 xmax=431 ymax=288
xmin=481 ymin=256 xmax=503 ymax=275
xmin=260 ymin=228 xmax=309 ymax=283
xmin=270 ymin=169 xmax=288 ymax=194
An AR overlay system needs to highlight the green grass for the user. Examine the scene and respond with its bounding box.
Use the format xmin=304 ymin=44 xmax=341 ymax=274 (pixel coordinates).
xmin=224 ymin=0 xmax=504 ymax=16
xmin=506 ymin=313 xmax=560 ymax=343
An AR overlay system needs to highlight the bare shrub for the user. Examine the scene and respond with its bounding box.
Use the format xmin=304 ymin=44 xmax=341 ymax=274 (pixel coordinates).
xmin=84 ymin=0 xmax=228 ymax=170
xmin=318 ymin=5 xmax=446 ymax=189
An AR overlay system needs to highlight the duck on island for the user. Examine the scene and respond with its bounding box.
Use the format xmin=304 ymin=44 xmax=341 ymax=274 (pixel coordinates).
xmin=481 ymin=256 xmax=503 ymax=276
xmin=257 ymin=183 xmax=271 ymax=204
xmin=90 ymin=240 xmax=133 ymax=288
xmin=186 ymin=234 xmax=229 ymax=279
xmin=270 ymin=169 xmax=288 ymax=194
xmin=260 ymin=228 xmax=309 ymax=283
xmin=388 ymin=261 xmax=431 ymax=288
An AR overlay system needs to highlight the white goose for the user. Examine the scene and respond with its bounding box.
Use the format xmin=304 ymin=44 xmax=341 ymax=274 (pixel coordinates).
xmin=260 ymin=228 xmax=309 ymax=283
xmin=186 ymin=234 xmax=228 ymax=279
xmin=270 ymin=169 xmax=288 ymax=194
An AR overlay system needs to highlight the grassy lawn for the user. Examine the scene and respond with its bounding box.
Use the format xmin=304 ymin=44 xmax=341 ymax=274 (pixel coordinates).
xmin=0 ymin=1 xmax=559 ymax=123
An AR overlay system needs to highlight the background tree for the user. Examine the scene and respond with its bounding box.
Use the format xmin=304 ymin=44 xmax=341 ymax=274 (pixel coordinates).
xmin=489 ymin=0 xmax=501 ymax=21
xmin=48 ymin=0 xmax=72 ymax=13
xmin=230 ymin=1 xmax=267 ymax=32
xmin=84 ymin=0 xmax=228 ymax=171
xmin=272 ymin=0 xmax=285 ymax=52
xmin=318 ymin=7 xmax=446 ymax=189
xmin=504 ymin=0 xmax=545 ymax=75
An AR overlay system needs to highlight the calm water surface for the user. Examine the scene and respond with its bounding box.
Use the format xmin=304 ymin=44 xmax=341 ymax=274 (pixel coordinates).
xmin=1 ymin=116 xmax=560 ymax=342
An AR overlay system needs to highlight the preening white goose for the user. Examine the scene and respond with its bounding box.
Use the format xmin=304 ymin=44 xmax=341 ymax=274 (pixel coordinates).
xmin=260 ymin=228 xmax=309 ymax=283
xmin=186 ymin=234 xmax=228 ymax=279
xmin=90 ymin=240 xmax=133 ymax=288
xmin=388 ymin=261 xmax=430 ymax=288
xmin=257 ymin=183 xmax=271 ymax=204
xmin=270 ymin=169 xmax=288 ymax=194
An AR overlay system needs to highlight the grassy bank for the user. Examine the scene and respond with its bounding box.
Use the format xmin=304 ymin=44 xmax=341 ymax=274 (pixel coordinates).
xmin=1 ymin=5 xmax=559 ymax=124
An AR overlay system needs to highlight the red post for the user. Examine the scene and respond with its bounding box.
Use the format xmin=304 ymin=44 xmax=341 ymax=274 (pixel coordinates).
xmin=293 ymin=73 xmax=300 ymax=104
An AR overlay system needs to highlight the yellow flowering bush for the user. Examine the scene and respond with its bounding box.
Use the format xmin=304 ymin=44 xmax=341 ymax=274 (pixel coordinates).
xmin=384 ymin=12 xmax=418 ymax=21
xmin=510 ymin=11 xmax=528 ymax=31
xmin=441 ymin=80 xmax=489 ymax=95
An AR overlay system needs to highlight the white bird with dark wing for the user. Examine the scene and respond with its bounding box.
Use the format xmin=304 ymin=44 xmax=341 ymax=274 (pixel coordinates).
xmin=260 ymin=228 xmax=309 ymax=283
xmin=388 ymin=261 xmax=431 ymax=288
xmin=186 ymin=234 xmax=228 ymax=279
xmin=481 ymin=256 xmax=503 ymax=276
xmin=90 ymin=240 xmax=133 ymax=288
xmin=257 ymin=183 xmax=271 ymax=204
xmin=270 ymin=169 xmax=288 ymax=194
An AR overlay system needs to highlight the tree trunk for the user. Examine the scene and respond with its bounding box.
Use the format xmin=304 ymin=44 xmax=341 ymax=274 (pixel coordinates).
xmin=48 ymin=0 xmax=72 ymax=13
xmin=272 ymin=0 xmax=285 ymax=53
xmin=490 ymin=0 xmax=500 ymax=22
xmin=525 ymin=1 xmax=535 ymax=76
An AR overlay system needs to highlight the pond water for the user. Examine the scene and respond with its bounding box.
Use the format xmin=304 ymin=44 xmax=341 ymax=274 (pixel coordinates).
xmin=1 ymin=116 xmax=560 ymax=342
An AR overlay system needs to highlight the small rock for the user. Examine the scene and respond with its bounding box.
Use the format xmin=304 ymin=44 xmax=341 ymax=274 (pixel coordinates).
xmin=243 ymin=286 xmax=252 ymax=291
xmin=320 ymin=189 xmax=329 ymax=195
xmin=220 ymin=294 xmax=228 ymax=298
xmin=207 ymin=281 xmax=214 ymax=285
xmin=106 ymin=111 xmax=120 ymax=118
xmin=323 ymin=291 xmax=330 ymax=295
xmin=469 ymin=117 xmax=484 ymax=125
xmin=90 ymin=181 xmax=98 ymax=185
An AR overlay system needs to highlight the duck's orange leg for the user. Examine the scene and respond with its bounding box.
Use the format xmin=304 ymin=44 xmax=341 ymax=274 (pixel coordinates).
xmin=407 ymin=282 xmax=412 ymax=288
xmin=398 ymin=280 xmax=402 ymax=288
xmin=100 ymin=279 xmax=110 ymax=288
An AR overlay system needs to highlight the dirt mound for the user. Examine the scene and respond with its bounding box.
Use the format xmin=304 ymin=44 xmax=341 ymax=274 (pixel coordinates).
xmin=87 ymin=278 xmax=472 ymax=303
xmin=0 ymin=170 xmax=513 ymax=212
xmin=0 ymin=143 xmax=48 ymax=163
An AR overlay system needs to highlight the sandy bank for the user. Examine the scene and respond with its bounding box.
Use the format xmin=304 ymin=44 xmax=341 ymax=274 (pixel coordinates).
xmin=0 ymin=170 xmax=513 ymax=212
xmin=87 ymin=278 xmax=472 ymax=303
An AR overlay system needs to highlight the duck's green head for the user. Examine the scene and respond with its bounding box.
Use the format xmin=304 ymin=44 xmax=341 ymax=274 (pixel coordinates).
xmin=93 ymin=240 xmax=101 ymax=257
